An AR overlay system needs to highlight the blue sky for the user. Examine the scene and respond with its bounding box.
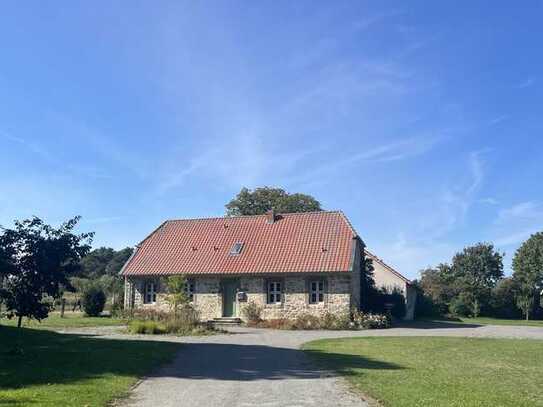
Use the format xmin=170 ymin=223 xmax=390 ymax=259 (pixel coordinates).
xmin=1 ymin=2 xmax=542 ymax=279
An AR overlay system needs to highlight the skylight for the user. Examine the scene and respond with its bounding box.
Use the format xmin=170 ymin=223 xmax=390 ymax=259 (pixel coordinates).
xmin=229 ymin=242 xmax=244 ymax=255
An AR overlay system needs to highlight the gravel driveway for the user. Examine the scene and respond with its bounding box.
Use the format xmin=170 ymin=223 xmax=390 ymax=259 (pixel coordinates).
xmin=74 ymin=322 xmax=543 ymax=407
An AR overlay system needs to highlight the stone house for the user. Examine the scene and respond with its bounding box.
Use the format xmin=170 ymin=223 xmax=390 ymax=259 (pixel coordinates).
xmin=122 ymin=210 xmax=413 ymax=321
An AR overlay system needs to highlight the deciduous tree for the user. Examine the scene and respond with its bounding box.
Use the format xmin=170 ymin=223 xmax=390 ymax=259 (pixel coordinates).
xmin=225 ymin=187 xmax=322 ymax=216
xmin=512 ymin=232 xmax=543 ymax=320
xmin=0 ymin=217 xmax=93 ymax=327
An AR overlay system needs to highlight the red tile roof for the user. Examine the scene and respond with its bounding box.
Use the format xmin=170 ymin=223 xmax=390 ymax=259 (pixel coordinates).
xmin=121 ymin=211 xmax=358 ymax=276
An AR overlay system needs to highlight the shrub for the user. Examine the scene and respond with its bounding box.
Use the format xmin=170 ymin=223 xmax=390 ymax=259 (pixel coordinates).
xmin=449 ymin=294 xmax=472 ymax=317
xmin=256 ymin=318 xmax=293 ymax=329
xmin=132 ymin=308 xmax=170 ymax=321
xmin=291 ymin=314 xmax=323 ymax=330
xmin=129 ymin=305 xmax=210 ymax=335
xmin=242 ymin=301 xmax=263 ymax=323
xmin=352 ymin=310 xmax=390 ymax=329
xmin=128 ymin=320 xmax=166 ymax=334
xmin=82 ymin=286 xmax=106 ymax=317
xmin=321 ymin=312 xmax=351 ymax=330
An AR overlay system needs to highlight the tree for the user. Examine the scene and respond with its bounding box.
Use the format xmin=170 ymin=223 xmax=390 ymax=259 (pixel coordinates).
xmin=418 ymin=264 xmax=456 ymax=315
xmin=225 ymin=187 xmax=322 ymax=216
xmin=489 ymin=277 xmax=522 ymax=319
xmin=79 ymin=247 xmax=115 ymax=278
xmin=104 ymin=247 xmax=133 ymax=275
xmin=0 ymin=217 xmax=93 ymax=327
xmin=165 ymin=275 xmax=189 ymax=316
xmin=450 ymin=243 xmax=504 ymax=317
xmin=512 ymin=232 xmax=543 ymax=320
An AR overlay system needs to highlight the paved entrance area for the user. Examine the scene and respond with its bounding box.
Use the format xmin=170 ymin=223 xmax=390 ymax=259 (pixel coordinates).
xmin=70 ymin=322 xmax=543 ymax=407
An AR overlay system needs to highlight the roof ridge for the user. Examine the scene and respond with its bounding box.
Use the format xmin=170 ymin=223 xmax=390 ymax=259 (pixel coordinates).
xmin=165 ymin=210 xmax=343 ymax=223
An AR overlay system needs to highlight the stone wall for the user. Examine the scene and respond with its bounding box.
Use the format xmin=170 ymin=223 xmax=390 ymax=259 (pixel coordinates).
xmin=125 ymin=273 xmax=354 ymax=321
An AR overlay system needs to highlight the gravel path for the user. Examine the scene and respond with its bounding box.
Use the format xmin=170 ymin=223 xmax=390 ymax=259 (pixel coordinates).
xmin=63 ymin=322 xmax=543 ymax=407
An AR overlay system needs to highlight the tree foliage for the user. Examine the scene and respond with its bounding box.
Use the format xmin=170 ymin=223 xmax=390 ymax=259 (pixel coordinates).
xmin=512 ymin=232 xmax=543 ymax=320
xmin=0 ymin=216 xmax=93 ymax=326
xmin=82 ymin=285 xmax=106 ymax=317
xmin=225 ymin=187 xmax=322 ymax=216
xmin=449 ymin=243 xmax=504 ymax=317
xmin=76 ymin=246 xmax=133 ymax=306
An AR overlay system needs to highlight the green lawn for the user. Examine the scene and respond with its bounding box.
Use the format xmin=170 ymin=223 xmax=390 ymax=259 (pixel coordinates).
xmin=0 ymin=312 xmax=127 ymax=329
xmin=458 ymin=317 xmax=543 ymax=327
xmin=420 ymin=316 xmax=543 ymax=328
xmin=0 ymin=326 xmax=180 ymax=406
xmin=303 ymin=337 xmax=543 ymax=407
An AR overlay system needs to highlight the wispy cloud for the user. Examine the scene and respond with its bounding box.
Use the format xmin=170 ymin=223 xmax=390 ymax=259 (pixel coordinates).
xmin=284 ymin=135 xmax=443 ymax=190
xmin=494 ymin=228 xmax=540 ymax=247
xmin=515 ymin=78 xmax=536 ymax=89
xmin=479 ymin=197 xmax=499 ymax=205
xmin=0 ymin=129 xmax=113 ymax=180
xmin=496 ymin=201 xmax=543 ymax=224
xmin=488 ymin=115 xmax=510 ymax=126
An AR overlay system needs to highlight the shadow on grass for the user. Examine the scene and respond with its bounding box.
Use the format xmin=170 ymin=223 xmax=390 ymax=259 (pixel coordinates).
xmin=0 ymin=325 xmax=180 ymax=390
xmin=1 ymin=326 xmax=402 ymax=386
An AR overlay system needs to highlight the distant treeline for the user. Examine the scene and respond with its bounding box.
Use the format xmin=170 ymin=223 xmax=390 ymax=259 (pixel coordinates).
xmin=413 ymin=233 xmax=543 ymax=320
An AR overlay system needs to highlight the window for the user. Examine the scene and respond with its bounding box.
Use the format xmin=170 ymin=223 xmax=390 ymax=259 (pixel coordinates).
xmin=309 ymin=280 xmax=325 ymax=304
xmin=144 ymin=281 xmax=157 ymax=304
xmin=185 ymin=280 xmax=195 ymax=302
xmin=229 ymin=242 xmax=244 ymax=255
xmin=267 ymin=281 xmax=282 ymax=304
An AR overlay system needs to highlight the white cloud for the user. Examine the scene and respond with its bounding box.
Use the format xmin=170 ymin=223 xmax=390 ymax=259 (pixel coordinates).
xmin=494 ymin=228 xmax=540 ymax=247
xmin=496 ymin=201 xmax=543 ymax=224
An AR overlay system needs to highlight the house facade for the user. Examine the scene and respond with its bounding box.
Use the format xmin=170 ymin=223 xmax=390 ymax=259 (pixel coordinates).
xmin=365 ymin=250 xmax=416 ymax=320
xmin=122 ymin=210 xmax=414 ymax=321
xmin=122 ymin=210 xmax=363 ymax=321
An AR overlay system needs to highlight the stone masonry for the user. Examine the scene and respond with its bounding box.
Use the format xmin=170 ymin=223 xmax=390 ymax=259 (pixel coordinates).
xmin=125 ymin=273 xmax=357 ymax=321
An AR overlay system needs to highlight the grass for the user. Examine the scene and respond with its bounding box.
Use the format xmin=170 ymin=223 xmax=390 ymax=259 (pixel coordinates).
xmin=0 ymin=311 xmax=127 ymax=329
xmin=303 ymin=336 xmax=543 ymax=407
xmin=0 ymin=325 xmax=180 ymax=406
xmin=420 ymin=316 xmax=543 ymax=328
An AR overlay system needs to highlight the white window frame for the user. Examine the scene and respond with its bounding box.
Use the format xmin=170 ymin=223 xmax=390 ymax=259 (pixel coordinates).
xmin=144 ymin=281 xmax=157 ymax=304
xmin=267 ymin=281 xmax=282 ymax=304
xmin=309 ymin=280 xmax=325 ymax=304
xmin=185 ymin=280 xmax=195 ymax=302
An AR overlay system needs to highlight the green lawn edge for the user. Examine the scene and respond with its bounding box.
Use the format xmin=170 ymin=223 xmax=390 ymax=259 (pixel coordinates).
xmin=302 ymin=336 xmax=543 ymax=407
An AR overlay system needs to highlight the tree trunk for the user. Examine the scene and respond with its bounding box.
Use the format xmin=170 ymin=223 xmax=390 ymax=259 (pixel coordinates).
xmin=17 ymin=315 xmax=22 ymax=328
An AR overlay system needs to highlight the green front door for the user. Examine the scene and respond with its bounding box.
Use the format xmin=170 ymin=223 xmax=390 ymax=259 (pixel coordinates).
xmin=222 ymin=280 xmax=238 ymax=317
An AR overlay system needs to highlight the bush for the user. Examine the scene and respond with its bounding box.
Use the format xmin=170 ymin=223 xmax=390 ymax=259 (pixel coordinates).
xmin=291 ymin=314 xmax=322 ymax=330
xmin=82 ymin=286 xmax=106 ymax=317
xmin=352 ymin=310 xmax=390 ymax=329
xmin=128 ymin=305 xmax=212 ymax=335
xmin=449 ymin=294 xmax=472 ymax=317
xmin=242 ymin=301 xmax=263 ymax=323
xmin=321 ymin=312 xmax=352 ymax=330
xmin=128 ymin=320 xmax=166 ymax=334
xmin=132 ymin=308 xmax=170 ymax=321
